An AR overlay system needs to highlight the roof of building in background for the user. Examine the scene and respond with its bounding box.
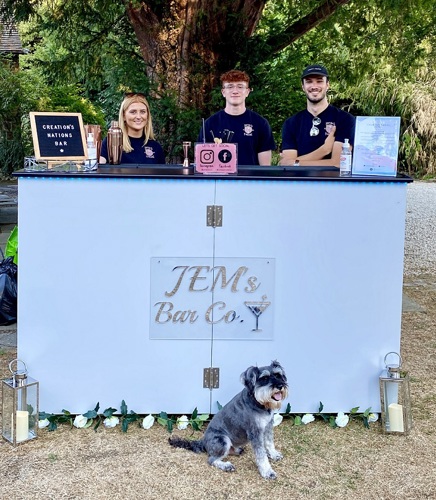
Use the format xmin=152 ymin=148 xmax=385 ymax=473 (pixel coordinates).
xmin=0 ymin=16 xmax=26 ymax=54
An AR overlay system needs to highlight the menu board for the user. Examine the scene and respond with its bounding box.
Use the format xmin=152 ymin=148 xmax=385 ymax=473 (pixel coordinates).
xmin=352 ymin=116 xmax=401 ymax=176
xmin=29 ymin=112 xmax=87 ymax=160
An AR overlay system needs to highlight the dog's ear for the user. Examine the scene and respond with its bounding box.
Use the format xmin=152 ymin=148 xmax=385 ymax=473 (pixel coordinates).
xmin=271 ymin=360 xmax=287 ymax=380
xmin=271 ymin=360 xmax=282 ymax=370
xmin=241 ymin=366 xmax=259 ymax=392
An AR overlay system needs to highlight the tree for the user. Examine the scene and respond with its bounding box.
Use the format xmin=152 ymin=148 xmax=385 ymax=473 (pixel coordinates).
xmin=3 ymin=0 xmax=352 ymax=111
xmin=2 ymin=0 xmax=435 ymax=172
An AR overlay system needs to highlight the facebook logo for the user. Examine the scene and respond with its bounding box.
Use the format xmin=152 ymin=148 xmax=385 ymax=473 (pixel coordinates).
xmin=218 ymin=149 xmax=233 ymax=164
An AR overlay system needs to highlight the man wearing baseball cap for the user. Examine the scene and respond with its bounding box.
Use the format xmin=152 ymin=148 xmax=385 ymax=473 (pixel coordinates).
xmin=280 ymin=64 xmax=355 ymax=167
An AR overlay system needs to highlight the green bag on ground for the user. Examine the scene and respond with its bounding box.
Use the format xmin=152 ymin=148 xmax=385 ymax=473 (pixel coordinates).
xmin=5 ymin=225 xmax=18 ymax=265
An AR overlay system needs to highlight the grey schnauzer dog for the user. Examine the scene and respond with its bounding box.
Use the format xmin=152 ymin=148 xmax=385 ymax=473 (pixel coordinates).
xmin=169 ymin=360 xmax=288 ymax=479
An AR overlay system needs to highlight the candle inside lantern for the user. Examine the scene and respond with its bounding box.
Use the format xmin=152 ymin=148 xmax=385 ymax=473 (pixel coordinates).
xmin=388 ymin=403 xmax=404 ymax=432
xmin=15 ymin=410 xmax=30 ymax=442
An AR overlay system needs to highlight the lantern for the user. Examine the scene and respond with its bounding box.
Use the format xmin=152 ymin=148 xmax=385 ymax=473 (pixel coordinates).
xmin=379 ymin=352 xmax=412 ymax=435
xmin=2 ymin=359 xmax=39 ymax=445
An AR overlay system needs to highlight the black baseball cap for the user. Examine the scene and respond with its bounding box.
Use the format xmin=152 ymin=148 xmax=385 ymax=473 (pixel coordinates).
xmin=301 ymin=65 xmax=329 ymax=80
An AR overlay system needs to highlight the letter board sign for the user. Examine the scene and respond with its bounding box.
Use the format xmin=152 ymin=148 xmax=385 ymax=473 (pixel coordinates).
xmin=29 ymin=112 xmax=88 ymax=160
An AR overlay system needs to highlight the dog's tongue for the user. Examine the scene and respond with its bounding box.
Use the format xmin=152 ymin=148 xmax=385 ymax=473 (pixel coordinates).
xmin=273 ymin=392 xmax=282 ymax=401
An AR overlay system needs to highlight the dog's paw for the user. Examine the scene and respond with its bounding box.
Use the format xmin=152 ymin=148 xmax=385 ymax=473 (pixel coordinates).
xmin=230 ymin=446 xmax=244 ymax=456
xmin=268 ymin=450 xmax=283 ymax=461
xmin=211 ymin=459 xmax=236 ymax=472
xmin=222 ymin=462 xmax=236 ymax=473
xmin=261 ymin=468 xmax=277 ymax=480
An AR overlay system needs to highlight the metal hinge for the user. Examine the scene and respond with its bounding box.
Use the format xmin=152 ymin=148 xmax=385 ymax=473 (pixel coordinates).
xmin=206 ymin=205 xmax=223 ymax=227
xmin=203 ymin=367 xmax=220 ymax=388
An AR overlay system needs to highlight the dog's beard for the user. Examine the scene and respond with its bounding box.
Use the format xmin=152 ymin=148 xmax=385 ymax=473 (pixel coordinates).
xmin=254 ymin=385 xmax=289 ymax=410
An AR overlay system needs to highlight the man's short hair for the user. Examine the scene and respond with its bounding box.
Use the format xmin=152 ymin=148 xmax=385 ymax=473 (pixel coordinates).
xmin=301 ymin=65 xmax=329 ymax=81
xmin=220 ymin=70 xmax=250 ymax=86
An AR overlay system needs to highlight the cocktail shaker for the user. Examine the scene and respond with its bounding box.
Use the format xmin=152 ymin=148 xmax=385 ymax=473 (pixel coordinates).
xmin=107 ymin=121 xmax=123 ymax=165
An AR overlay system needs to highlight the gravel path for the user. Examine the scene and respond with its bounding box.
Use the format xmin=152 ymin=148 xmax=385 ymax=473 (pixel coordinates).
xmin=404 ymin=181 xmax=436 ymax=277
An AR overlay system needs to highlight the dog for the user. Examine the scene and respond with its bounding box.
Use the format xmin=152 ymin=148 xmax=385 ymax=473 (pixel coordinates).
xmin=169 ymin=360 xmax=288 ymax=479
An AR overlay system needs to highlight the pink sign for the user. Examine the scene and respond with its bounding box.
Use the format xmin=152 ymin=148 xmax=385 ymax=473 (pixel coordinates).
xmin=195 ymin=143 xmax=238 ymax=174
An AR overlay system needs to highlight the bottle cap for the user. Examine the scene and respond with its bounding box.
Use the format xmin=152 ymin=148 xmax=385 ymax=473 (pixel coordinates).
xmin=111 ymin=121 xmax=119 ymax=128
xmin=87 ymin=132 xmax=94 ymax=143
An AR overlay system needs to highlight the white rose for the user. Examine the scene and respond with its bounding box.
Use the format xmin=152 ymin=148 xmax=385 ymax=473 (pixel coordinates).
xmin=177 ymin=415 xmax=189 ymax=430
xmin=103 ymin=416 xmax=119 ymax=428
xmin=335 ymin=412 xmax=349 ymax=428
xmin=368 ymin=413 xmax=379 ymax=423
xmin=142 ymin=414 xmax=155 ymax=430
xmin=273 ymin=413 xmax=283 ymax=427
xmin=302 ymin=413 xmax=315 ymax=425
xmin=73 ymin=414 xmax=88 ymax=428
xmin=38 ymin=418 xmax=50 ymax=429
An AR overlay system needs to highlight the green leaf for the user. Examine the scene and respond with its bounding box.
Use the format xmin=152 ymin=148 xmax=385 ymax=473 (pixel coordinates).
xmin=83 ymin=410 xmax=98 ymax=419
xmin=167 ymin=419 xmax=173 ymax=433
xmin=191 ymin=408 xmax=198 ymax=420
xmin=39 ymin=411 xmax=52 ymax=420
xmin=48 ymin=421 xmax=58 ymax=432
xmin=121 ymin=400 xmax=128 ymax=416
xmin=284 ymin=403 xmax=291 ymax=414
xmin=94 ymin=402 xmax=100 ymax=413
xmin=350 ymin=406 xmax=359 ymax=414
xmin=198 ymin=414 xmax=209 ymax=421
xmin=294 ymin=415 xmax=302 ymax=426
xmin=159 ymin=411 xmax=169 ymax=420
xmin=329 ymin=416 xmax=337 ymax=428
xmin=94 ymin=418 xmax=102 ymax=431
xmin=57 ymin=414 xmax=73 ymax=424
xmin=84 ymin=418 xmax=93 ymax=428
xmin=121 ymin=419 xmax=129 ymax=433
xmin=157 ymin=417 xmax=168 ymax=427
xmin=103 ymin=407 xmax=117 ymax=418
xmin=125 ymin=413 xmax=139 ymax=424
xmin=363 ymin=407 xmax=372 ymax=418
xmin=61 ymin=409 xmax=71 ymax=416
xmin=191 ymin=421 xmax=200 ymax=431
xmin=216 ymin=402 xmax=223 ymax=411
xmin=318 ymin=402 xmax=324 ymax=413
xmin=363 ymin=416 xmax=369 ymax=429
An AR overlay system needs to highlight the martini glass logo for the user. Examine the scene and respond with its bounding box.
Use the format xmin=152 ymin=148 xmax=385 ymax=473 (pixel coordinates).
xmin=244 ymin=295 xmax=271 ymax=331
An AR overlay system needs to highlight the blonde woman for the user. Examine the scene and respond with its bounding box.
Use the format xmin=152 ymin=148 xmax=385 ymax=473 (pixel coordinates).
xmin=100 ymin=93 xmax=165 ymax=164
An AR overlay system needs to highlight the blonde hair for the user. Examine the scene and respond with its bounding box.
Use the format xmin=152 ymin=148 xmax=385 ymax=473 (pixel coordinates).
xmin=118 ymin=94 xmax=155 ymax=153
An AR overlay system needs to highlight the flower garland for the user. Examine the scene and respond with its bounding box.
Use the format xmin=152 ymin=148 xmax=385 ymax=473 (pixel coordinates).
xmin=38 ymin=401 xmax=378 ymax=433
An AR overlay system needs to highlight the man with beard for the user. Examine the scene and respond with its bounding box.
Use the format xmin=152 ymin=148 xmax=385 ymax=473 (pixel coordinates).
xmin=280 ymin=65 xmax=355 ymax=167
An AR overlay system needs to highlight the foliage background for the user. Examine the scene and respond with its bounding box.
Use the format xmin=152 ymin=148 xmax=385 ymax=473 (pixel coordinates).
xmin=0 ymin=0 xmax=435 ymax=175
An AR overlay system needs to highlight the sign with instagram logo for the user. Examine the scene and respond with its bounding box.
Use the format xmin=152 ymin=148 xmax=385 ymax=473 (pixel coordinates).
xmin=194 ymin=143 xmax=238 ymax=174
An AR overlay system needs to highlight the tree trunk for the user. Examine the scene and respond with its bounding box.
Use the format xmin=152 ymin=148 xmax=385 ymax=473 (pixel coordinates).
xmin=126 ymin=0 xmax=351 ymax=111
xmin=126 ymin=0 xmax=267 ymax=111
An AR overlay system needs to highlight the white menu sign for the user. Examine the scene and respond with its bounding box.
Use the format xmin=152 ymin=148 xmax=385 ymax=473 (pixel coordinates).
xmin=352 ymin=116 xmax=401 ymax=176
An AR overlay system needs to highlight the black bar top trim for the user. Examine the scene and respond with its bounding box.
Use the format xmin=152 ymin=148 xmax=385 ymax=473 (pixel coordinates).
xmin=13 ymin=165 xmax=413 ymax=183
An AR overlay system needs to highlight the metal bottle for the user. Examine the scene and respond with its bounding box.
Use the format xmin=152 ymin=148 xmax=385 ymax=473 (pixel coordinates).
xmin=107 ymin=121 xmax=123 ymax=165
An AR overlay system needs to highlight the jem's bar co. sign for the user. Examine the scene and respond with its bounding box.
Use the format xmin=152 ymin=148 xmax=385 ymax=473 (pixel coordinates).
xmin=150 ymin=258 xmax=275 ymax=340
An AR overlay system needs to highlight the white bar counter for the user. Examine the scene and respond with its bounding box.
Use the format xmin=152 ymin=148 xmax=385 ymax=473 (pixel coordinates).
xmin=14 ymin=166 xmax=412 ymax=415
